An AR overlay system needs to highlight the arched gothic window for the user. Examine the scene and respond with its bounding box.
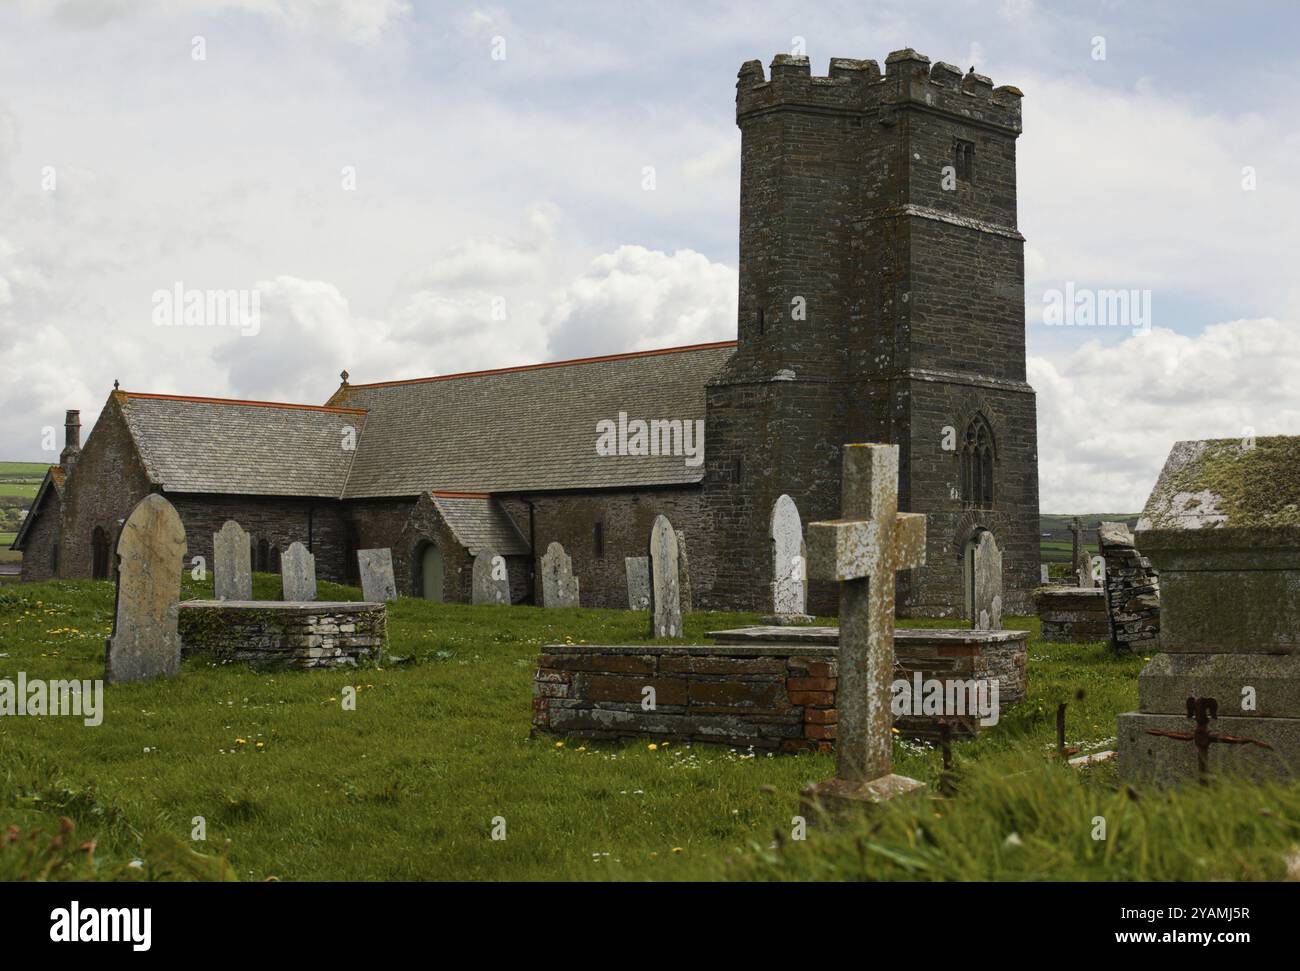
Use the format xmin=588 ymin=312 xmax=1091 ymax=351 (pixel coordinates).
xmin=960 ymin=415 xmax=995 ymax=508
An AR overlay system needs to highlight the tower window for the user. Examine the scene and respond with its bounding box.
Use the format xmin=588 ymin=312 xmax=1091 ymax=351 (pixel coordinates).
xmin=593 ymin=521 xmax=605 ymax=558
xmin=960 ymin=415 xmax=995 ymax=508
xmin=953 ymin=139 xmax=975 ymax=182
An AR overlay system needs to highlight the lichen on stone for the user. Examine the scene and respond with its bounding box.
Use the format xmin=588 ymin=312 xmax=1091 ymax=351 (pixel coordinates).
xmin=1141 ymin=436 xmax=1300 ymax=530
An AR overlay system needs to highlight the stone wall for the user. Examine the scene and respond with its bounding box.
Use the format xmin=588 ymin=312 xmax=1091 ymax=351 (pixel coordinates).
xmin=17 ymin=487 xmax=60 ymax=582
xmin=179 ymin=600 xmax=386 ymax=668
xmin=1097 ymin=521 xmax=1160 ymax=653
xmin=1033 ymin=587 xmax=1110 ymax=642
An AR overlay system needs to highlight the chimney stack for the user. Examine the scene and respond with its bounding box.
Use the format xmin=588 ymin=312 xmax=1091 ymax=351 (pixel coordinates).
xmin=60 ymin=409 xmax=81 ymax=475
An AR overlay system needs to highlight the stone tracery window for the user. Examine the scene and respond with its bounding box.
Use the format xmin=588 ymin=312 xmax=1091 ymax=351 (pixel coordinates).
xmin=960 ymin=414 xmax=995 ymax=508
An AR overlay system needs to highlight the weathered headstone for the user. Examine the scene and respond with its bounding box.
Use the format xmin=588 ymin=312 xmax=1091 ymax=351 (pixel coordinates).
xmin=801 ymin=444 xmax=927 ymax=817
xmin=1070 ymin=517 xmax=1096 ymax=588
xmin=280 ymin=542 xmax=317 ymax=602
xmin=357 ymin=548 xmax=397 ymax=602
xmin=770 ymin=494 xmax=808 ymax=617
xmin=540 ymin=541 xmax=580 ymax=608
xmin=105 ymin=494 xmax=188 ymax=684
xmin=648 ymin=516 xmax=682 ymax=638
xmin=676 ymin=528 xmax=693 ymax=614
xmin=625 ymin=556 xmax=650 ymax=610
xmin=213 ymin=520 xmax=252 ymax=601
xmin=1040 ymin=563 xmax=1050 ymax=584
xmin=1119 ymin=437 xmax=1300 ymax=783
xmin=1097 ymin=521 xmax=1160 ymax=653
xmin=972 ymin=531 xmax=1003 ymax=631
xmin=472 ymin=550 xmax=511 ymax=605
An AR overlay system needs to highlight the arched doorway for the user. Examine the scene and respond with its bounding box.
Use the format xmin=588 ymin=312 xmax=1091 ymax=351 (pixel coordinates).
xmin=91 ymin=526 xmax=110 ymax=580
xmin=415 ymin=542 xmax=444 ymax=602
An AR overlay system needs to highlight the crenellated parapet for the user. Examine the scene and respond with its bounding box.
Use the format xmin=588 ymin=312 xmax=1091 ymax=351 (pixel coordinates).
xmin=737 ymin=49 xmax=1022 ymax=133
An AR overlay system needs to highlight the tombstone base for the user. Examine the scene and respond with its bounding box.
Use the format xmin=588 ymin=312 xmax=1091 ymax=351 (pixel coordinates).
xmin=760 ymin=613 xmax=815 ymax=626
xmin=799 ymin=774 xmax=926 ymax=823
xmin=1118 ymin=711 xmax=1300 ymax=785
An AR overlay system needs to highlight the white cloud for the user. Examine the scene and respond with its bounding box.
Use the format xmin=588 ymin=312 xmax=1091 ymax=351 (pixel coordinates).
xmin=1032 ymin=317 xmax=1300 ymax=512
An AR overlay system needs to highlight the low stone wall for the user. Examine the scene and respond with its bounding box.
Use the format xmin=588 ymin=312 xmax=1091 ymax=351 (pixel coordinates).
xmin=532 ymin=627 xmax=1028 ymax=751
xmin=178 ymin=600 xmax=386 ymax=668
xmin=1032 ymin=587 xmax=1109 ymax=642
xmin=1097 ymin=522 xmax=1160 ymax=653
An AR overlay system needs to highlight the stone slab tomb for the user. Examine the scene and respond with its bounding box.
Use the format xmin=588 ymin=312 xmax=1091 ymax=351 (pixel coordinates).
xmin=105 ymin=494 xmax=188 ymax=684
xmin=1033 ymin=586 xmax=1109 ymax=642
xmin=280 ymin=541 xmax=317 ymax=602
xmin=358 ymin=548 xmax=397 ymax=602
xmin=471 ymin=550 xmax=510 ymax=605
xmin=213 ymin=519 xmax=252 ymax=601
xmin=540 ymin=541 xmax=580 ymax=608
xmin=179 ymin=601 xmax=386 ymax=669
xmin=1119 ymin=437 xmax=1300 ymax=783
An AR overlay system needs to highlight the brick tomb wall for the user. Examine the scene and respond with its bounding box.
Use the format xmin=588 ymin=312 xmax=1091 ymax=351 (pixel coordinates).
xmin=179 ymin=600 xmax=386 ymax=668
xmin=1032 ymin=587 xmax=1109 ymax=643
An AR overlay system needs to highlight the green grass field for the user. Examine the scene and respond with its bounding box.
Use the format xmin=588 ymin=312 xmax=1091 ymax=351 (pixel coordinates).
xmin=3 ymin=574 xmax=1298 ymax=882
xmin=0 ymin=462 xmax=47 ymax=479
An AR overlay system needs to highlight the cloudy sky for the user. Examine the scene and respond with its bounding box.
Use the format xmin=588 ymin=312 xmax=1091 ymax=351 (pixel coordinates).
xmin=3 ymin=0 xmax=1298 ymax=511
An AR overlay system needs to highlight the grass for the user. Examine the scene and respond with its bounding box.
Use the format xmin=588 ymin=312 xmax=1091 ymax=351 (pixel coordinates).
xmin=0 ymin=462 xmax=47 ymax=479
xmin=0 ymin=483 xmax=38 ymax=499
xmin=1 ymin=574 xmax=1297 ymax=882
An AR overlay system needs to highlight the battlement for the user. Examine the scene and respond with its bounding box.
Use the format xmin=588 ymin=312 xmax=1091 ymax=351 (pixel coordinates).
xmin=737 ymin=49 xmax=1022 ymax=133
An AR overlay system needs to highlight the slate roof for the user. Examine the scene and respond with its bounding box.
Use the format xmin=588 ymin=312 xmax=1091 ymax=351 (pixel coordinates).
xmin=432 ymin=493 xmax=530 ymax=555
xmin=118 ymin=393 xmax=367 ymax=498
xmin=332 ymin=341 xmax=736 ymax=498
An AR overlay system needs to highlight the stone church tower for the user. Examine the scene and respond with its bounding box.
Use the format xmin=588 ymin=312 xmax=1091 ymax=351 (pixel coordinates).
xmin=703 ymin=50 xmax=1039 ymax=618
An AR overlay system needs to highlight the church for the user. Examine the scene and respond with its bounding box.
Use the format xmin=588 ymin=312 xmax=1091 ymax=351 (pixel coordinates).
xmin=13 ymin=49 xmax=1040 ymax=618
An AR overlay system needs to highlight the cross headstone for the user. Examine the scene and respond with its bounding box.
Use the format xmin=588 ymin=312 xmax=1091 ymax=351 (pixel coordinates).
xmin=800 ymin=444 xmax=927 ymax=816
xmin=472 ymin=550 xmax=511 ymax=604
xmin=213 ymin=520 xmax=252 ymax=601
xmin=105 ymin=494 xmax=188 ymax=684
xmin=972 ymin=531 xmax=1003 ymax=631
xmin=625 ymin=556 xmax=650 ymax=610
xmin=280 ymin=542 xmax=317 ymax=601
xmin=540 ymin=542 xmax=580 ymax=608
xmin=770 ymin=494 xmax=808 ymax=617
xmin=358 ymin=548 xmax=397 ymax=602
xmin=648 ymin=515 xmax=682 ymax=638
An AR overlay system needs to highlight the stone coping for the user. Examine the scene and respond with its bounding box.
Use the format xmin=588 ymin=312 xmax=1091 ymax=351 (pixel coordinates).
xmin=1032 ymin=587 xmax=1103 ymax=597
xmin=543 ymin=642 xmax=836 ymax=658
xmin=1137 ymin=525 xmax=1300 ymax=552
xmin=180 ymin=600 xmax=384 ymax=612
xmin=706 ymin=626 xmax=1029 ymax=645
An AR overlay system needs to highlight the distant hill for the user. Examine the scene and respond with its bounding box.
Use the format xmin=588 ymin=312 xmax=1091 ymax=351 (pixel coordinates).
xmin=1039 ymin=512 xmax=1140 ymax=566
xmin=0 ymin=461 xmax=50 ymax=563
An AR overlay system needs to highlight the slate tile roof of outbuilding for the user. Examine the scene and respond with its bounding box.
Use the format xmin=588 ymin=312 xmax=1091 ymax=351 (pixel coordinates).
xmin=119 ymin=392 xmax=367 ymax=498
xmin=333 ymin=341 xmax=736 ymax=498
xmin=432 ymin=493 xmax=531 ymax=555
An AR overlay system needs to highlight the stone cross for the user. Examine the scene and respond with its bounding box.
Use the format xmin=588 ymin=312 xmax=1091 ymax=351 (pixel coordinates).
xmin=540 ymin=542 xmax=580 ymax=608
xmin=648 ymin=515 xmax=682 ymax=638
xmin=213 ymin=520 xmax=252 ymax=601
xmin=358 ymin=548 xmax=397 ymax=602
xmin=472 ymin=550 xmax=510 ymax=604
xmin=802 ymin=444 xmax=927 ymax=812
xmin=770 ymin=494 xmax=808 ymax=616
xmin=972 ymin=531 xmax=1003 ymax=631
xmin=105 ymin=494 xmax=188 ymax=684
xmin=280 ymin=542 xmax=317 ymax=602
xmin=625 ymin=556 xmax=650 ymax=610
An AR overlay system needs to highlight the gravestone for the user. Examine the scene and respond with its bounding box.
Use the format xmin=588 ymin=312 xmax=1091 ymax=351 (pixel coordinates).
xmin=213 ymin=520 xmax=252 ymax=601
xmin=1097 ymin=521 xmax=1159 ymax=653
xmin=1070 ymin=517 xmax=1096 ymax=588
xmin=972 ymin=531 xmax=1003 ymax=631
xmin=676 ymin=528 xmax=693 ymax=614
xmin=800 ymin=444 xmax=927 ymax=817
xmin=648 ymin=515 xmax=682 ymax=638
xmin=1040 ymin=564 xmax=1050 ymax=584
xmin=1118 ymin=437 xmax=1300 ymax=783
xmin=472 ymin=550 xmax=511 ymax=605
xmin=280 ymin=542 xmax=317 ymax=602
xmin=105 ymin=494 xmax=188 ymax=684
xmin=625 ymin=556 xmax=650 ymax=610
xmin=770 ymin=494 xmax=808 ymax=617
xmin=540 ymin=542 xmax=580 ymax=608
xmin=358 ymin=548 xmax=397 ymax=602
